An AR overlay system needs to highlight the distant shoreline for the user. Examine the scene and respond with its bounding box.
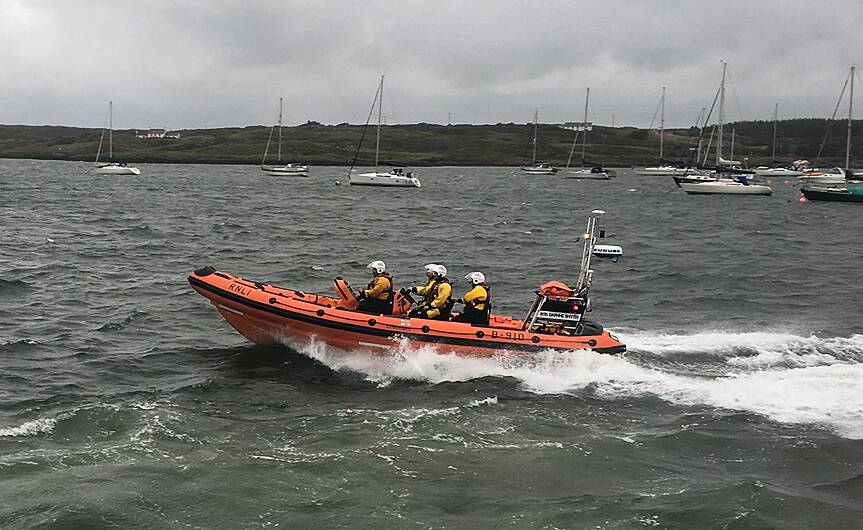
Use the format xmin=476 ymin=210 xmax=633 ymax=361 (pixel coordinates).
xmin=0 ymin=119 xmax=857 ymax=168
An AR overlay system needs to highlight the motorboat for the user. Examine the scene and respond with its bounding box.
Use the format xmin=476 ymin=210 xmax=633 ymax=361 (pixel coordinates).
xmin=350 ymin=168 xmax=421 ymax=187
xmin=188 ymin=210 xmax=625 ymax=356
xmin=520 ymin=163 xmax=559 ymax=175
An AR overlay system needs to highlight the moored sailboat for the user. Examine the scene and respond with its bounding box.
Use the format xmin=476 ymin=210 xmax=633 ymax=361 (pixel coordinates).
xmin=566 ymin=88 xmax=615 ymax=179
xmin=94 ymin=101 xmax=140 ymax=175
xmin=802 ymin=65 xmax=862 ymax=203
xmin=520 ymin=110 xmax=558 ymax=174
xmin=348 ymin=75 xmax=420 ymax=187
xmin=261 ymin=97 xmax=309 ymax=177
xmin=678 ymin=63 xmax=771 ymax=196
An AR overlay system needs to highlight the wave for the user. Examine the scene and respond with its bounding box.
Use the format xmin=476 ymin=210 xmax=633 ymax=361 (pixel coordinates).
xmin=289 ymin=332 xmax=863 ymax=439
xmin=0 ymin=278 xmax=33 ymax=295
xmin=623 ymin=330 xmax=863 ymax=366
xmin=0 ymin=417 xmax=57 ymax=437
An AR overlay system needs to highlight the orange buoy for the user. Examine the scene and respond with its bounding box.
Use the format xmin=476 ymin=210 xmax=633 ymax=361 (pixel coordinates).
xmin=799 ymin=194 xmax=807 ymax=203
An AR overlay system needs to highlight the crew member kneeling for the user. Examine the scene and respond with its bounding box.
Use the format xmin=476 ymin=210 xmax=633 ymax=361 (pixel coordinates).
xmin=453 ymin=271 xmax=491 ymax=325
xmin=355 ymin=260 xmax=394 ymax=315
xmin=409 ymin=264 xmax=453 ymax=320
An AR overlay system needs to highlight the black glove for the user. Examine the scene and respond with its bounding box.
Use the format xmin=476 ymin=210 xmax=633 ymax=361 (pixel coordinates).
xmin=355 ymin=289 xmax=366 ymax=300
xmin=409 ymin=286 xmax=418 ymax=294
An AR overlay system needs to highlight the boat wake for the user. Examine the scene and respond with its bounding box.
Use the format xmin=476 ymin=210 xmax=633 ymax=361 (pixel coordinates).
xmin=290 ymin=331 xmax=863 ymax=439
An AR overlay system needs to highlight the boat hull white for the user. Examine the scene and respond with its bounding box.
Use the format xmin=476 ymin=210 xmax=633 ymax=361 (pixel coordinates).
xmin=753 ymin=167 xmax=806 ymax=177
xmin=566 ymin=169 xmax=611 ymax=180
xmin=520 ymin=164 xmax=558 ymax=174
xmin=261 ymin=164 xmax=309 ymax=177
xmin=680 ymin=180 xmax=772 ymax=195
xmin=634 ymin=166 xmax=694 ymax=176
xmin=350 ymin=171 xmax=421 ymax=187
xmin=94 ymin=164 xmax=141 ymax=175
xmin=798 ymin=174 xmax=846 ymax=186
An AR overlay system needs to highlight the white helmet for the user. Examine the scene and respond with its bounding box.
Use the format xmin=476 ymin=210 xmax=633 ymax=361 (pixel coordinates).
xmin=465 ymin=271 xmax=485 ymax=285
xmin=424 ymin=263 xmax=447 ymax=277
xmin=367 ymin=260 xmax=386 ymax=274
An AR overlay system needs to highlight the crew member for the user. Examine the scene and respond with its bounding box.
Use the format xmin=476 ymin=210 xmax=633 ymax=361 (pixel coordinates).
xmin=453 ymin=271 xmax=491 ymax=325
xmin=355 ymin=260 xmax=394 ymax=314
xmin=408 ymin=264 xmax=453 ymax=320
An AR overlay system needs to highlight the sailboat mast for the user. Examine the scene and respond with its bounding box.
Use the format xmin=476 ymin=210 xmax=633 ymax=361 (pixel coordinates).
xmin=730 ymin=129 xmax=735 ymax=162
xmin=375 ymin=75 xmax=384 ymax=168
xmin=581 ymin=87 xmax=590 ymax=166
xmin=532 ymin=110 xmax=538 ymax=164
xmin=846 ymin=65 xmax=854 ymax=171
xmin=717 ymin=62 xmax=726 ymax=166
xmin=771 ymin=102 xmax=778 ymax=167
xmin=109 ymin=100 xmax=113 ymax=160
xmin=277 ymin=97 xmax=283 ymax=163
xmin=659 ymin=86 xmax=666 ymax=161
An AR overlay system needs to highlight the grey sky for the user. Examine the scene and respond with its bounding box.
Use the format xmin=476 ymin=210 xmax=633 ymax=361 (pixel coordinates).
xmin=2 ymin=0 xmax=862 ymax=129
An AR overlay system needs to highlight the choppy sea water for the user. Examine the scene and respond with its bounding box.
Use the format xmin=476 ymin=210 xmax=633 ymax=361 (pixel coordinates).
xmin=2 ymin=159 xmax=862 ymax=528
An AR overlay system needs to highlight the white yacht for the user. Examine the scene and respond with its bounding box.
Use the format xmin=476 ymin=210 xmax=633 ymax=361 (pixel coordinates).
xmin=679 ymin=63 xmax=771 ymax=196
xmin=520 ymin=111 xmax=558 ymax=174
xmin=261 ymin=97 xmax=309 ymax=176
xmin=520 ymin=162 xmax=559 ymax=175
xmin=94 ymin=101 xmax=140 ymax=175
xmin=348 ymin=75 xmax=420 ymax=188
xmin=564 ymin=88 xmax=614 ymax=180
xmin=351 ymin=167 xmax=420 ymax=187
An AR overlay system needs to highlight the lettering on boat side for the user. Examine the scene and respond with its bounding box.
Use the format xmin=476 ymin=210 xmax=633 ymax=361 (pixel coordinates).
xmin=491 ymin=330 xmax=525 ymax=340
xmin=228 ymin=282 xmax=251 ymax=296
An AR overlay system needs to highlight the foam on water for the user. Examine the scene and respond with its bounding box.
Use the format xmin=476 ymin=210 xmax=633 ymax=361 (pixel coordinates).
xmin=293 ymin=332 xmax=863 ymax=439
xmin=0 ymin=418 xmax=57 ymax=437
xmin=624 ymin=330 xmax=863 ymax=366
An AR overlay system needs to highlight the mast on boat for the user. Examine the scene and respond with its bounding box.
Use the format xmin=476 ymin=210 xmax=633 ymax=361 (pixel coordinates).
xmin=581 ymin=87 xmax=590 ymax=167
xmin=659 ymin=86 xmax=666 ymax=161
xmin=531 ymin=110 xmax=538 ymax=165
xmin=771 ymin=102 xmax=778 ymax=167
xmin=277 ymin=96 xmax=283 ymax=163
xmin=846 ymin=65 xmax=855 ymax=172
xmin=108 ymin=100 xmax=113 ymax=161
xmin=717 ymin=61 xmax=727 ymax=167
xmin=730 ymin=128 xmax=735 ymax=163
xmin=375 ymin=74 xmax=384 ymax=168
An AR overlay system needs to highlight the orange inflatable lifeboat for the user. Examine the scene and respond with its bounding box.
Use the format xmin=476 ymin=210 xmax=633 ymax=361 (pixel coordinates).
xmin=188 ymin=210 xmax=625 ymax=356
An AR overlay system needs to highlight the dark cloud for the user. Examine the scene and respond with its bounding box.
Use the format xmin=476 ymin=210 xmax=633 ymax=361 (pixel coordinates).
xmin=1 ymin=0 xmax=861 ymax=129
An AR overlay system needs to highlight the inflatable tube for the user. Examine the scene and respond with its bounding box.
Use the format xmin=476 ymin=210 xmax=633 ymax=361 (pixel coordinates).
xmin=188 ymin=268 xmax=626 ymax=356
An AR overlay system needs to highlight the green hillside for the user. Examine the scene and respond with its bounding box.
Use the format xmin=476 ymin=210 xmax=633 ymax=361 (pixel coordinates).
xmin=0 ymin=119 xmax=860 ymax=167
